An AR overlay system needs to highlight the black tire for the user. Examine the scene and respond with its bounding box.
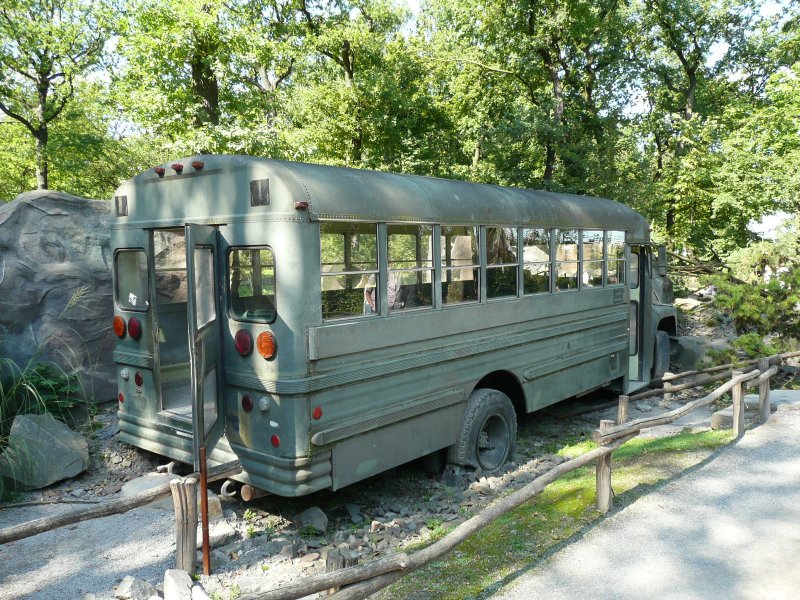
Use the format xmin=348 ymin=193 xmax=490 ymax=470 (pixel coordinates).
xmin=652 ymin=330 xmax=670 ymax=383
xmin=448 ymin=388 xmax=517 ymax=472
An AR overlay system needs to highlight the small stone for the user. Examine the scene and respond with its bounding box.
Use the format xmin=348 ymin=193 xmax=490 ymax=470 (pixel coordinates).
xmin=635 ymin=401 xmax=654 ymax=413
xmin=197 ymin=520 xmax=237 ymax=549
xmin=191 ymin=586 xmax=212 ymax=600
xmin=163 ymin=569 xmax=193 ymax=600
xmin=301 ymin=552 xmax=320 ymax=562
xmin=115 ymin=575 xmax=157 ymax=600
xmin=72 ymin=488 xmax=86 ymax=498
xmin=295 ymin=506 xmax=328 ymax=534
xmin=278 ymin=542 xmax=297 ymax=559
xmin=370 ymin=520 xmax=382 ymax=532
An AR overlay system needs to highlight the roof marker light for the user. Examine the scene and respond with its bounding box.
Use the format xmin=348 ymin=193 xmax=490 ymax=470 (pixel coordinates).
xmin=294 ymin=201 xmax=309 ymax=210
xmin=171 ymin=163 xmax=184 ymax=174
xmin=153 ymin=167 xmax=166 ymax=177
xmin=191 ymin=160 xmax=204 ymax=170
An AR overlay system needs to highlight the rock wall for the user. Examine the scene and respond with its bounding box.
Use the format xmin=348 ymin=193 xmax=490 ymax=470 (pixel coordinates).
xmin=0 ymin=191 xmax=115 ymax=401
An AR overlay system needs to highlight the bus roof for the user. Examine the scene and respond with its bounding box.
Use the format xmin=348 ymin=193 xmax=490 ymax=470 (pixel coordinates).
xmin=114 ymin=155 xmax=650 ymax=241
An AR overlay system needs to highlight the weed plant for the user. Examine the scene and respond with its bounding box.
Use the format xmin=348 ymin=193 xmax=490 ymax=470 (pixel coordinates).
xmin=0 ymin=287 xmax=94 ymax=498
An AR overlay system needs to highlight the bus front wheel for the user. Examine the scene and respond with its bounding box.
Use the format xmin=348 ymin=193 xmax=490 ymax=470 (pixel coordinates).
xmin=449 ymin=388 xmax=517 ymax=472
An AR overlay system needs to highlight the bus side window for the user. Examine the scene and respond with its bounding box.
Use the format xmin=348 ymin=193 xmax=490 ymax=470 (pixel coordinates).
xmin=441 ymin=226 xmax=479 ymax=304
xmin=582 ymin=230 xmax=604 ymax=288
xmin=486 ymin=226 xmax=518 ymax=299
xmin=555 ymin=229 xmax=579 ymax=291
xmin=606 ymin=230 xmax=626 ymax=286
xmin=387 ymin=224 xmax=433 ymax=313
xmin=629 ymin=248 xmax=640 ymax=289
xmin=522 ymin=228 xmax=550 ymax=294
xmin=320 ymin=222 xmax=378 ymax=319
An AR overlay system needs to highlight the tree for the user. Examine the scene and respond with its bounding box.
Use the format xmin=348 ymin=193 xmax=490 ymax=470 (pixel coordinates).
xmin=0 ymin=0 xmax=110 ymax=189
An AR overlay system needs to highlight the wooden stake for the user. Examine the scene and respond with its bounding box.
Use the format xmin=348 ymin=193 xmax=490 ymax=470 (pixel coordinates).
xmin=732 ymin=370 xmax=745 ymax=438
xmin=662 ymin=372 xmax=674 ymax=405
xmin=324 ymin=548 xmax=360 ymax=595
xmin=170 ymin=477 xmax=198 ymax=573
xmin=616 ymin=395 xmax=629 ymax=425
xmin=596 ymin=419 xmax=615 ymax=513
xmin=758 ymin=358 xmax=771 ymax=424
xmin=199 ymin=446 xmax=211 ymax=576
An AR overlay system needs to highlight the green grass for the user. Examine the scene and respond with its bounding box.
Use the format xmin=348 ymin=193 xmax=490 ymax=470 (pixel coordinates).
xmin=378 ymin=429 xmax=734 ymax=599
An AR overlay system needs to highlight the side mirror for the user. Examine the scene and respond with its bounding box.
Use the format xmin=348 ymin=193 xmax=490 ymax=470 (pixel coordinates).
xmin=657 ymin=245 xmax=667 ymax=277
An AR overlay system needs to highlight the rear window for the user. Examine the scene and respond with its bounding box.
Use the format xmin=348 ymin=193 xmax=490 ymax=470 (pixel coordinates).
xmin=115 ymin=250 xmax=149 ymax=311
xmin=228 ymin=247 xmax=276 ymax=323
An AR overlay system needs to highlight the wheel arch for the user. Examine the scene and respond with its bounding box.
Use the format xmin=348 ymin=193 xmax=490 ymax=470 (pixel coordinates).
xmin=472 ymin=370 xmax=526 ymax=417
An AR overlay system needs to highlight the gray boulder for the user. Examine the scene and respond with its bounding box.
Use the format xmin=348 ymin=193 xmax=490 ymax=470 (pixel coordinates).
xmin=0 ymin=413 xmax=88 ymax=489
xmin=296 ymin=506 xmax=328 ymax=534
xmin=0 ymin=191 xmax=114 ymax=401
xmin=672 ymin=335 xmax=733 ymax=372
xmin=114 ymin=576 xmax=158 ymax=600
xmin=163 ymin=569 xmax=193 ymax=600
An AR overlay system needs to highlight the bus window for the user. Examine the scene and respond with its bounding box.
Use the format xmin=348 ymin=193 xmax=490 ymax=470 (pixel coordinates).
xmin=522 ymin=228 xmax=551 ymax=294
xmin=582 ymin=230 xmax=604 ymax=287
xmin=115 ymin=250 xmax=149 ymax=311
xmin=629 ymin=247 xmax=640 ymax=289
xmin=320 ymin=222 xmax=378 ymax=319
xmin=154 ymin=229 xmax=188 ymax=304
xmin=228 ymin=247 xmax=276 ymax=323
xmin=486 ymin=226 xmax=518 ymax=299
xmin=607 ymin=230 xmax=626 ymax=285
xmin=387 ymin=224 xmax=433 ymax=313
xmin=555 ymin=229 xmax=579 ymax=291
xmin=441 ymin=226 xmax=479 ymax=304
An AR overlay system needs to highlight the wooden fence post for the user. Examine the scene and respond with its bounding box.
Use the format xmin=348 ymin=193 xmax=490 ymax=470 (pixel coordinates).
xmin=596 ymin=419 xmax=615 ymax=513
xmin=731 ymin=371 xmax=745 ymax=438
xmin=325 ymin=548 xmax=360 ymax=595
xmin=616 ymin=395 xmax=629 ymax=426
xmin=171 ymin=477 xmax=198 ymax=573
xmin=758 ymin=358 xmax=771 ymax=424
xmin=662 ymin=372 xmax=674 ymax=406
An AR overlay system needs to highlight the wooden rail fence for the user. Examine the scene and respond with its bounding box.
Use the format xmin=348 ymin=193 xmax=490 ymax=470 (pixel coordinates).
xmin=2 ymin=351 xmax=798 ymax=600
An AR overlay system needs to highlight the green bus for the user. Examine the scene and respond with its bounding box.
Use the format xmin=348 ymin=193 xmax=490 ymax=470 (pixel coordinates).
xmin=111 ymin=155 xmax=676 ymax=497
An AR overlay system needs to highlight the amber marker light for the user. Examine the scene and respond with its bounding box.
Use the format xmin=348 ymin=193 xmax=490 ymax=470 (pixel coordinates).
xmin=113 ymin=316 xmax=126 ymax=338
xmin=256 ymin=332 xmax=277 ymax=360
xmin=191 ymin=160 xmax=205 ymax=170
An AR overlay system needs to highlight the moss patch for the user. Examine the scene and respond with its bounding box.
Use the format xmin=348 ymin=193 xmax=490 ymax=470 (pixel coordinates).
xmin=378 ymin=429 xmax=733 ymax=600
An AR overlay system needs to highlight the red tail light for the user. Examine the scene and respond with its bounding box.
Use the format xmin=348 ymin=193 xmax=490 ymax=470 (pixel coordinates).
xmin=134 ymin=371 xmax=144 ymax=387
xmin=128 ymin=317 xmax=142 ymax=340
xmin=234 ymin=330 xmax=253 ymax=356
xmin=312 ymin=406 xmax=323 ymax=420
xmin=241 ymin=395 xmax=254 ymax=412
xmin=118 ymin=392 xmax=125 ymax=403
xmin=113 ymin=316 xmax=126 ymax=338
xmin=271 ymin=434 xmax=280 ymax=448
xmin=257 ymin=332 xmax=277 ymax=360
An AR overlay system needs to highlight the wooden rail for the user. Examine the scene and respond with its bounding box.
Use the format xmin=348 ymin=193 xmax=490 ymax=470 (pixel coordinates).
xmin=0 ymin=461 xmax=241 ymax=545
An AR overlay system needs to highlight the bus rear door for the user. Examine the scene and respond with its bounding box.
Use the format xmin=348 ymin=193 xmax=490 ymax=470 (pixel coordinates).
xmin=186 ymin=223 xmax=224 ymax=470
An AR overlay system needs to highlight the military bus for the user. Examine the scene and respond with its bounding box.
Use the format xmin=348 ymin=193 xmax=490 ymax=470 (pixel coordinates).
xmin=111 ymin=155 xmax=676 ymax=497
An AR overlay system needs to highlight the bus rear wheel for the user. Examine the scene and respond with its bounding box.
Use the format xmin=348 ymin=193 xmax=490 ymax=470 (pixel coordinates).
xmin=449 ymin=388 xmax=517 ymax=472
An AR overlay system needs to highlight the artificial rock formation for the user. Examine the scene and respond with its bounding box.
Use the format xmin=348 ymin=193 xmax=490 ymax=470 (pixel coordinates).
xmin=0 ymin=190 xmax=115 ymax=401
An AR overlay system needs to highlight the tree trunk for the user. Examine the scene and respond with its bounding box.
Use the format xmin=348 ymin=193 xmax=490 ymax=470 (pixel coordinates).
xmin=34 ymin=128 xmax=48 ymax=190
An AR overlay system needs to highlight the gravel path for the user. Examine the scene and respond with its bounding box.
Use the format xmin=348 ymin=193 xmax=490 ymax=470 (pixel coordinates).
xmin=492 ymin=392 xmax=800 ymax=600
xmin=0 ymin=503 xmax=174 ymax=599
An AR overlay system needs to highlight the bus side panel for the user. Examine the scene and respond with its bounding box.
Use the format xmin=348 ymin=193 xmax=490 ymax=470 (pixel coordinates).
xmin=330 ymin=404 xmax=463 ymax=490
